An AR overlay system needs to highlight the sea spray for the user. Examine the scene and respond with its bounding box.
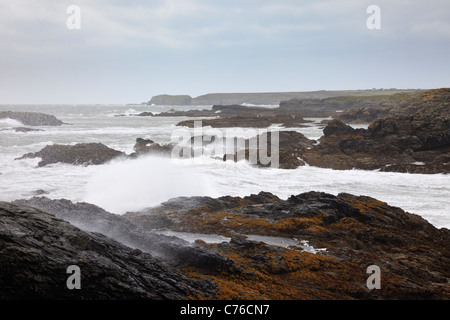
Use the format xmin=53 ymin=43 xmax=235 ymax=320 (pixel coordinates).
xmin=1 ymin=104 xmax=449 ymax=229
xmin=0 ymin=118 xmax=24 ymax=127
xmin=83 ymin=155 xmax=218 ymax=214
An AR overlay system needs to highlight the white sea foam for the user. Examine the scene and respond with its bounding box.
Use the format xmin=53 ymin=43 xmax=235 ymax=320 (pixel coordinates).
xmin=83 ymin=155 xmax=219 ymax=214
xmin=0 ymin=118 xmax=23 ymax=127
xmin=77 ymin=153 xmax=450 ymax=229
xmin=153 ymin=231 xmax=326 ymax=253
xmin=240 ymin=103 xmax=278 ymax=108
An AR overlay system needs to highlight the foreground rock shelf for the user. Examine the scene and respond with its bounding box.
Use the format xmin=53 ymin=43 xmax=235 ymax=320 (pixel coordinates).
xmin=0 ymin=201 xmax=215 ymax=299
xmin=1 ymin=191 xmax=449 ymax=299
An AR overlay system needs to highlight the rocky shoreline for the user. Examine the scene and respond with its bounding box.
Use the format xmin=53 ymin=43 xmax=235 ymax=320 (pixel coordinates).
xmin=0 ymin=200 xmax=216 ymax=299
xmin=1 ymin=89 xmax=449 ymax=300
xmin=1 ymin=191 xmax=449 ymax=299
xmin=170 ymin=89 xmax=450 ymax=173
xmin=11 ymin=89 xmax=449 ymax=174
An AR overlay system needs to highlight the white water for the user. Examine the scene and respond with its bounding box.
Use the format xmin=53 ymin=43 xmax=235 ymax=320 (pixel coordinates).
xmin=0 ymin=104 xmax=449 ymax=229
xmin=154 ymin=230 xmax=326 ymax=253
xmin=0 ymin=118 xmax=24 ymax=128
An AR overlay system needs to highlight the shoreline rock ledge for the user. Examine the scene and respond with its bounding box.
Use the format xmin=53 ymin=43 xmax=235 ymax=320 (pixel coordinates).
xmin=0 ymin=201 xmax=215 ymax=299
xmin=2 ymin=190 xmax=447 ymax=300
xmin=125 ymin=191 xmax=450 ymax=300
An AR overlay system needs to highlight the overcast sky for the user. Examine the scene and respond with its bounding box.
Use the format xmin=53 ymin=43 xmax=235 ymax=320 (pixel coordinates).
xmin=0 ymin=0 xmax=449 ymax=104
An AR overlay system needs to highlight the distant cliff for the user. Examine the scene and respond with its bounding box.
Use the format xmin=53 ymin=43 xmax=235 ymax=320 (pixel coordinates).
xmin=148 ymin=89 xmax=421 ymax=106
xmin=149 ymin=94 xmax=192 ymax=105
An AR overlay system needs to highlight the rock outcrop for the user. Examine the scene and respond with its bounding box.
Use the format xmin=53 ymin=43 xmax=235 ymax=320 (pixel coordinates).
xmin=13 ymin=197 xmax=233 ymax=271
xmin=223 ymin=89 xmax=450 ymax=173
xmin=150 ymin=93 xmax=417 ymax=128
xmin=301 ymin=89 xmax=450 ymax=173
xmin=16 ymin=143 xmax=126 ymax=167
xmin=125 ymin=191 xmax=450 ymax=300
xmin=2 ymin=190 xmax=449 ymax=299
xmin=338 ymin=107 xmax=391 ymax=124
xmin=153 ymin=104 xmax=312 ymax=128
xmin=130 ymin=138 xmax=174 ymax=157
xmin=223 ymin=131 xmax=315 ymax=169
xmin=0 ymin=111 xmax=64 ymax=126
xmin=0 ymin=201 xmax=215 ymax=299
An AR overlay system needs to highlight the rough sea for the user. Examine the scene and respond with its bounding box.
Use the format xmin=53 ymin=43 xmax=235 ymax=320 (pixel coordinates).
xmin=1 ymin=104 xmax=449 ymax=229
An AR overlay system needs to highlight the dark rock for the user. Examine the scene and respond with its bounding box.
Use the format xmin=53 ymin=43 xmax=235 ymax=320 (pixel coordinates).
xmin=125 ymin=191 xmax=450 ymax=299
xmin=133 ymin=138 xmax=155 ymax=153
xmin=13 ymin=197 xmax=233 ymax=272
xmin=32 ymin=189 xmax=49 ymax=196
xmin=136 ymin=112 xmax=154 ymax=117
xmin=297 ymin=89 xmax=450 ymax=173
xmin=130 ymin=138 xmax=173 ymax=158
xmin=177 ymin=117 xmax=274 ymax=128
xmin=323 ymin=119 xmax=359 ymax=136
xmin=223 ymin=131 xmax=315 ymax=169
xmin=16 ymin=143 xmax=125 ymax=167
xmin=339 ymin=107 xmax=391 ymax=124
xmin=155 ymin=104 xmax=313 ymax=128
xmin=0 ymin=111 xmax=64 ymax=126
xmin=0 ymin=201 xmax=214 ymax=299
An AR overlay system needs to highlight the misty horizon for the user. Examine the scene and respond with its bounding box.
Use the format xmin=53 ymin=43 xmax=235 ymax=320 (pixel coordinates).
xmin=1 ymin=1 xmax=449 ymax=104
xmin=0 ymin=87 xmax=431 ymax=106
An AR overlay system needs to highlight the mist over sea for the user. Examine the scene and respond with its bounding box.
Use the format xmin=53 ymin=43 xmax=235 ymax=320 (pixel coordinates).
xmin=1 ymin=104 xmax=449 ymax=229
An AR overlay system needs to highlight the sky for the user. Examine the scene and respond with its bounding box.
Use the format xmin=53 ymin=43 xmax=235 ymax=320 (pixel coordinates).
xmin=0 ymin=0 xmax=449 ymax=104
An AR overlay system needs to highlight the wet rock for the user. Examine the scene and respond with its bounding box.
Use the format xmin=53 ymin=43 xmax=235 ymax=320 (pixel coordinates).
xmin=0 ymin=111 xmax=64 ymax=126
xmin=14 ymin=197 xmax=233 ymax=272
xmin=294 ymin=89 xmax=450 ymax=173
xmin=125 ymin=191 xmax=450 ymax=299
xmin=32 ymin=189 xmax=50 ymax=196
xmin=339 ymin=107 xmax=391 ymax=124
xmin=155 ymin=104 xmax=314 ymax=128
xmin=165 ymin=90 xmax=448 ymax=173
xmin=223 ymin=131 xmax=315 ymax=169
xmin=0 ymin=201 xmax=215 ymax=299
xmin=16 ymin=143 xmax=125 ymax=167
xmin=130 ymin=138 xmax=174 ymax=158
xmin=136 ymin=112 xmax=154 ymax=117
xmin=322 ymin=119 xmax=362 ymax=136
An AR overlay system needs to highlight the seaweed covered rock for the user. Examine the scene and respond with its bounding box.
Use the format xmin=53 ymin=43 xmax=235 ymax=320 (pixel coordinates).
xmin=126 ymin=191 xmax=450 ymax=299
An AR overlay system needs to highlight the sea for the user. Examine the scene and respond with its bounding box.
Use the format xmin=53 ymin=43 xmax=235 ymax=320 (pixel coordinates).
xmin=1 ymin=104 xmax=449 ymax=229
